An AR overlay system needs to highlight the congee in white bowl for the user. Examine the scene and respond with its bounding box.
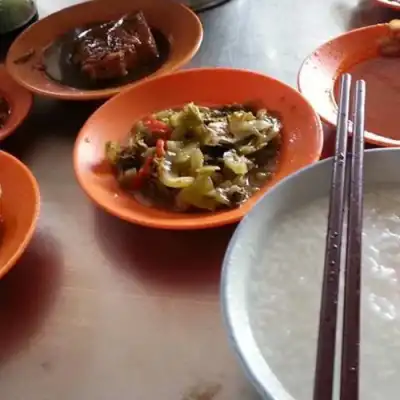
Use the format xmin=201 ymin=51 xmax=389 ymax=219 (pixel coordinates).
xmin=222 ymin=148 xmax=400 ymax=400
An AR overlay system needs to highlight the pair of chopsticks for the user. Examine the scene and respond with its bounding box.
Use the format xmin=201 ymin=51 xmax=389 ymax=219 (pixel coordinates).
xmin=313 ymin=74 xmax=366 ymax=400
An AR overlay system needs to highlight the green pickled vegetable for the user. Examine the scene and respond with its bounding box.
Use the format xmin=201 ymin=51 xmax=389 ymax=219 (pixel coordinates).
xmin=105 ymin=141 xmax=121 ymax=165
xmin=190 ymin=148 xmax=204 ymax=174
xmin=177 ymin=174 xmax=218 ymax=211
xmin=105 ymin=102 xmax=282 ymax=212
xmin=158 ymin=159 xmax=194 ymax=188
xmin=228 ymin=111 xmax=257 ymax=139
xmin=207 ymin=188 xmax=231 ymax=206
xmin=197 ymin=165 xmax=220 ymax=176
xmin=179 ymin=103 xmax=204 ymax=129
xmin=223 ymin=150 xmax=249 ymax=175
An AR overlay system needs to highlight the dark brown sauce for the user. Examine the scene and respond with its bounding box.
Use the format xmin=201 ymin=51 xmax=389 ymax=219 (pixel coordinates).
xmin=334 ymin=57 xmax=400 ymax=140
xmin=0 ymin=96 xmax=10 ymax=129
xmin=42 ymin=26 xmax=169 ymax=91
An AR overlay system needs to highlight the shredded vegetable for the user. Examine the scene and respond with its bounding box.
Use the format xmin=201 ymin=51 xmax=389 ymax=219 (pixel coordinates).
xmin=105 ymin=103 xmax=281 ymax=211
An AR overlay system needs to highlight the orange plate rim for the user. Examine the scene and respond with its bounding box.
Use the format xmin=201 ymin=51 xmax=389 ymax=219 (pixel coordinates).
xmin=0 ymin=151 xmax=40 ymax=279
xmin=0 ymin=65 xmax=33 ymax=141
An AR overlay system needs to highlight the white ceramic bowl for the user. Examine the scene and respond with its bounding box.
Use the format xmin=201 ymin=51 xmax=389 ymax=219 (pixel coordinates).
xmin=221 ymin=148 xmax=400 ymax=400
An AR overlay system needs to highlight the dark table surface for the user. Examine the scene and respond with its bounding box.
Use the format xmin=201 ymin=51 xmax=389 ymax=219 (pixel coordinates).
xmin=0 ymin=0 xmax=397 ymax=399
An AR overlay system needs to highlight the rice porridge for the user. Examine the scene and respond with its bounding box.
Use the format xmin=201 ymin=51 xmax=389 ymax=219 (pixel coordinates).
xmin=248 ymin=186 xmax=400 ymax=400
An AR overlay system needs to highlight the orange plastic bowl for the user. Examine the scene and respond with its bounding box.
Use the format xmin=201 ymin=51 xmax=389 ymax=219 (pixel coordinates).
xmin=74 ymin=68 xmax=323 ymax=230
xmin=0 ymin=151 xmax=40 ymax=279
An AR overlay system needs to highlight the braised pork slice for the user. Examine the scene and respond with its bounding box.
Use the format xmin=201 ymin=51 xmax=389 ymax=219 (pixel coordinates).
xmin=72 ymin=11 xmax=160 ymax=80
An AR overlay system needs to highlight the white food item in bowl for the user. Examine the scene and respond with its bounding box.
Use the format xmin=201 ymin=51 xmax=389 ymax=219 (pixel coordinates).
xmin=222 ymin=148 xmax=400 ymax=400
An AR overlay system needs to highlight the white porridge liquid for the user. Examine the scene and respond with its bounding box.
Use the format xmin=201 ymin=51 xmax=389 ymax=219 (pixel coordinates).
xmin=248 ymin=186 xmax=400 ymax=400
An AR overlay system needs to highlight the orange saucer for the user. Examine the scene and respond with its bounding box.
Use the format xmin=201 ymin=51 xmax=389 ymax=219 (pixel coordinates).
xmin=74 ymin=68 xmax=323 ymax=230
xmin=6 ymin=0 xmax=203 ymax=101
xmin=298 ymin=23 xmax=400 ymax=147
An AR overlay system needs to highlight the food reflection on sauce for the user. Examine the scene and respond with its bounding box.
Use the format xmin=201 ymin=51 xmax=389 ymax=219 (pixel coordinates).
xmin=0 ymin=97 xmax=10 ymax=129
xmin=334 ymin=57 xmax=400 ymax=140
xmin=42 ymin=11 xmax=170 ymax=91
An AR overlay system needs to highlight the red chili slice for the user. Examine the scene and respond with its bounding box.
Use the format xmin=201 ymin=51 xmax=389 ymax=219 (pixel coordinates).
xmin=132 ymin=156 xmax=154 ymax=189
xmin=142 ymin=117 xmax=171 ymax=137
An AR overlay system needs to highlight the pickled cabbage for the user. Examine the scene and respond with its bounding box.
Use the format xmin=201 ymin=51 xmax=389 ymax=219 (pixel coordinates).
xmin=105 ymin=103 xmax=281 ymax=212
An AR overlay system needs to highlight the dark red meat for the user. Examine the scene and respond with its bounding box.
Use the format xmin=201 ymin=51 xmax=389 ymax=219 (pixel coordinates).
xmin=72 ymin=11 xmax=160 ymax=80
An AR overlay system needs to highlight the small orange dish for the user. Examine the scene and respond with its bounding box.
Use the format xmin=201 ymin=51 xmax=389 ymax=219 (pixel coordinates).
xmin=6 ymin=0 xmax=203 ymax=101
xmin=0 ymin=151 xmax=40 ymax=279
xmin=0 ymin=65 xmax=32 ymax=141
xmin=74 ymin=68 xmax=323 ymax=230
xmin=298 ymin=23 xmax=400 ymax=147
xmin=374 ymin=0 xmax=400 ymax=11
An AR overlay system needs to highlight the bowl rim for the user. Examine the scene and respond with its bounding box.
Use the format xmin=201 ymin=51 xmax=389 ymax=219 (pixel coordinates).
xmin=220 ymin=147 xmax=398 ymax=400
xmin=0 ymin=151 xmax=41 ymax=279
xmin=0 ymin=65 xmax=33 ymax=142
xmin=73 ymin=67 xmax=324 ymax=230
xmin=5 ymin=0 xmax=204 ymax=100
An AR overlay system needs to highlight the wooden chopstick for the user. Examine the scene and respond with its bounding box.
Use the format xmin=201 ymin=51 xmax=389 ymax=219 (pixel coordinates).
xmin=313 ymin=74 xmax=366 ymax=400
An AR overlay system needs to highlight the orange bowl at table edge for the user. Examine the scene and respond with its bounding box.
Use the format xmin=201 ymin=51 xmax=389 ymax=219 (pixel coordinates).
xmin=0 ymin=65 xmax=33 ymax=141
xmin=297 ymin=23 xmax=400 ymax=147
xmin=5 ymin=0 xmax=203 ymax=101
xmin=0 ymin=151 xmax=40 ymax=279
xmin=73 ymin=68 xmax=324 ymax=230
